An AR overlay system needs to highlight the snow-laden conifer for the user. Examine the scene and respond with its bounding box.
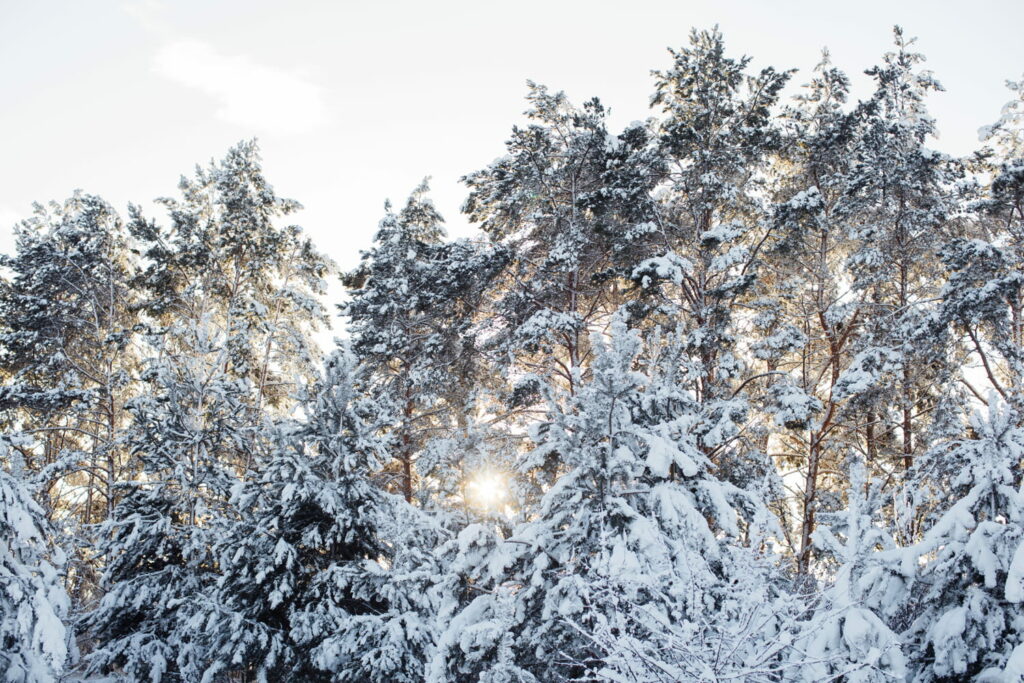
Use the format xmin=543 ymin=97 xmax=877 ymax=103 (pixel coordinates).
xmin=0 ymin=437 xmax=71 ymax=683
xmin=130 ymin=140 xmax=330 ymax=425
xmin=836 ymin=27 xmax=963 ymax=482
xmin=946 ymin=75 xmax=1024 ymax=409
xmin=433 ymin=319 xmax=796 ymax=681
xmin=203 ymin=347 xmax=442 ymax=682
xmin=903 ymin=397 xmax=1024 ymax=679
xmin=82 ymin=318 xmax=248 ymax=681
xmin=0 ymin=192 xmax=140 ymax=599
xmin=345 ymin=182 xmax=502 ymax=505
xmin=795 ymin=458 xmax=906 ymax=681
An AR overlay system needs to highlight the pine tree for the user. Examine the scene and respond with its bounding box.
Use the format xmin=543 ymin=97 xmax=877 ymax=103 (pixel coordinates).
xmin=403 ymin=236 xmax=510 ymax=520
xmin=5 ymin=26 xmax=1024 ymax=682
xmin=619 ymin=28 xmax=798 ymax=575
xmin=462 ymin=83 xmax=628 ymax=396
xmin=131 ymin=140 xmax=331 ymax=431
xmin=0 ymin=436 xmax=71 ymax=683
xmin=0 ymin=192 xmax=140 ymax=597
xmin=944 ymin=75 xmax=1024 ymax=409
xmin=837 ymin=28 xmax=962 ymax=483
xmin=344 ymin=182 xmax=502 ymax=504
xmin=764 ymin=53 xmax=876 ymax=572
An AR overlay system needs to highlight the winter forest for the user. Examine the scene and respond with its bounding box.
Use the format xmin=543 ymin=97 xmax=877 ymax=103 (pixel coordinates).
xmin=2 ymin=25 xmax=1024 ymax=682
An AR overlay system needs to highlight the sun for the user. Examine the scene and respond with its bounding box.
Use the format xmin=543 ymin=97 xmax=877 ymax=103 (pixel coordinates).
xmin=466 ymin=472 xmax=508 ymax=510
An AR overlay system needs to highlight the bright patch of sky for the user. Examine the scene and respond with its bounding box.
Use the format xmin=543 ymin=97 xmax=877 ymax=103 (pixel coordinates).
xmin=1 ymin=0 xmax=1021 ymax=291
xmin=0 ymin=207 xmax=20 ymax=255
xmin=153 ymin=40 xmax=328 ymax=134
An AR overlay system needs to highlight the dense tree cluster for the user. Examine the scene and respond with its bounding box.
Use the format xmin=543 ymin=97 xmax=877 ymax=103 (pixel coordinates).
xmin=1 ymin=27 xmax=1023 ymax=681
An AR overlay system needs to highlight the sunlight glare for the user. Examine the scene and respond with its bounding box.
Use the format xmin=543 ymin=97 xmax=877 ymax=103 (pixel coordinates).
xmin=467 ymin=473 xmax=508 ymax=510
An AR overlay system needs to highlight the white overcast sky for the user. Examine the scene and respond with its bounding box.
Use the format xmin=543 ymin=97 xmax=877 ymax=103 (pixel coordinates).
xmin=2 ymin=0 xmax=1022 ymax=284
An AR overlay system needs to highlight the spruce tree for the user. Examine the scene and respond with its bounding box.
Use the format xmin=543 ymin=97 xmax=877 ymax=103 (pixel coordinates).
xmin=0 ymin=436 xmax=72 ymax=683
xmin=795 ymin=459 xmax=907 ymax=681
xmin=82 ymin=319 xmax=250 ymax=681
xmin=203 ymin=347 xmax=441 ymax=682
xmin=433 ymin=319 xmax=794 ymax=681
xmin=903 ymin=397 xmax=1024 ymax=679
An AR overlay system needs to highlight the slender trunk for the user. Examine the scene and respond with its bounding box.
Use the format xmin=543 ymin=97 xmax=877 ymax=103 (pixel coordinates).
xmin=797 ymin=433 xmax=820 ymax=575
xmin=902 ymin=369 xmax=913 ymax=471
xmin=107 ymin=388 xmax=117 ymax=517
xmin=899 ymin=247 xmax=914 ymax=470
xmin=402 ymin=384 xmax=414 ymax=503
xmin=84 ymin=450 xmax=96 ymax=525
xmin=866 ymin=409 xmax=878 ymax=462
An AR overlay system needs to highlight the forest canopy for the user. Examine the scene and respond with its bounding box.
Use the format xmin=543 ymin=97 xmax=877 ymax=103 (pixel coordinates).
xmin=2 ymin=26 xmax=1024 ymax=682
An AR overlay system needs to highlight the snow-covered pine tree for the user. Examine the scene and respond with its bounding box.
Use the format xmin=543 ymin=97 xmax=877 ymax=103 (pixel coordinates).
xmin=462 ymin=83 xmax=636 ymax=396
xmin=943 ymin=75 xmax=1024 ymax=410
xmin=199 ymin=347 xmax=441 ymax=682
xmin=342 ymin=184 xmax=438 ymax=505
xmin=0 ymin=436 xmax=71 ymax=683
xmin=344 ymin=182 xmax=502 ymax=505
xmin=627 ymin=26 xmax=795 ymax=557
xmin=836 ymin=28 xmax=963 ymax=486
xmin=0 ymin=192 xmax=140 ymax=597
xmin=130 ymin=140 xmax=331 ymax=433
xmin=981 ymin=75 xmax=1024 ymax=159
xmin=82 ymin=318 xmax=250 ymax=682
xmin=402 ymin=235 xmax=511 ymax=521
xmin=765 ymin=52 xmax=886 ymax=573
xmin=902 ymin=397 xmax=1024 ymax=680
xmin=938 ymin=235 xmax=1023 ymax=412
xmin=638 ymin=23 xmax=791 ymax=329
xmin=795 ymin=458 xmax=907 ymax=681
xmin=448 ymin=83 xmax=658 ymax=567
xmin=430 ymin=34 xmax=802 ymax=680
